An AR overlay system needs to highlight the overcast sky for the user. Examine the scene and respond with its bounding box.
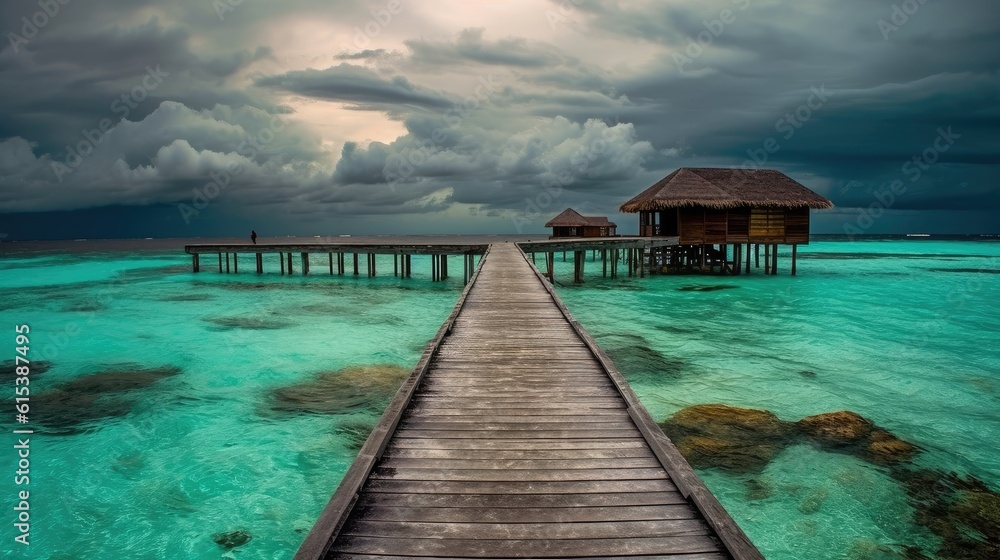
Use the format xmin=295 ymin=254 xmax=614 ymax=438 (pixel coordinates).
xmin=0 ymin=0 xmax=997 ymax=239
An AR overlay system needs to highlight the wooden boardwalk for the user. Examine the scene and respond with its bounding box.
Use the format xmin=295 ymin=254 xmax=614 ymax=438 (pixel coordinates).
xmin=296 ymin=243 xmax=761 ymax=559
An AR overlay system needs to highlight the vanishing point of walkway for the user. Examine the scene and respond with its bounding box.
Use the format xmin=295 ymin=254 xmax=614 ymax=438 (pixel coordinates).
xmin=296 ymin=243 xmax=762 ymax=559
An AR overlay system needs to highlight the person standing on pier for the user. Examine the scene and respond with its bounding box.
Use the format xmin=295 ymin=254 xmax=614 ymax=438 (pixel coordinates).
xmin=251 ymin=230 xmax=258 ymax=244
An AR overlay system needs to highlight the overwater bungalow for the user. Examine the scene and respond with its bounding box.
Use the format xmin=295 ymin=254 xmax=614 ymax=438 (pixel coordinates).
xmin=620 ymin=167 xmax=833 ymax=275
xmin=545 ymin=208 xmax=617 ymax=238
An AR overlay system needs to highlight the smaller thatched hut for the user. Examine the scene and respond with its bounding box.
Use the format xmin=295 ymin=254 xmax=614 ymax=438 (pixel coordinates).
xmin=619 ymin=168 xmax=833 ymax=275
xmin=545 ymin=208 xmax=617 ymax=238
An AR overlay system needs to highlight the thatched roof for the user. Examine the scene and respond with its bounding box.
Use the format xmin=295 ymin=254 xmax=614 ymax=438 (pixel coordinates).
xmin=619 ymin=168 xmax=834 ymax=212
xmin=545 ymin=208 xmax=617 ymax=228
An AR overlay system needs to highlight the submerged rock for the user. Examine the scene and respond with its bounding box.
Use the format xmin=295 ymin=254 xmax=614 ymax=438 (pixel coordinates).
xmin=267 ymin=364 xmax=409 ymax=416
xmin=597 ymin=333 xmax=686 ymax=379
xmin=160 ymin=293 xmax=215 ymax=302
xmin=33 ymin=365 xmax=181 ymax=434
xmin=1 ymin=359 xmax=52 ymax=376
xmin=212 ymin=529 xmax=252 ymax=549
xmin=662 ymin=405 xmax=920 ymax=472
xmin=660 ymin=404 xmax=794 ymax=473
xmin=676 ymin=285 xmax=740 ymax=292
xmin=204 ymin=316 xmax=293 ymax=330
xmin=893 ymin=468 xmax=1000 ymax=560
xmin=336 ymin=418 xmax=378 ymax=452
xmin=799 ymin=411 xmax=874 ymax=446
xmin=798 ymin=411 xmax=918 ymax=465
xmin=798 ymin=487 xmax=828 ymax=515
xmin=745 ymin=478 xmax=773 ymax=501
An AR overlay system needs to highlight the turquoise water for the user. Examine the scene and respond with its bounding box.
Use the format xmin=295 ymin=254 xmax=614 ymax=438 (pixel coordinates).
xmin=550 ymin=240 xmax=1000 ymax=559
xmin=1 ymin=240 xmax=997 ymax=559
xmin=0 ymin=248 xmax=461 ymax=558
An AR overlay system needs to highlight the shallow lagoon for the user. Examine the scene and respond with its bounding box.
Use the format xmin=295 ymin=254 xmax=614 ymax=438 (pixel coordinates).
xmin=1 ymin=239 xmax=997 ymax=559
xmin=0 ymin=248 xmax=460 ymax=558
xmin=551 ymin=240 xmax=1000 ymax=559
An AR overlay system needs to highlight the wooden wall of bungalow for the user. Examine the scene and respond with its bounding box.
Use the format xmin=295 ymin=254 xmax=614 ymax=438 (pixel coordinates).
xmin=637 ymin=207 xmax=810 ymax=245
xmin=551 ymin=225 xmax=616 ymax=238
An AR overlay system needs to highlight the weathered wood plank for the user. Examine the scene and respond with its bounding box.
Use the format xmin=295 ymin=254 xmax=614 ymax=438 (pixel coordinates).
xmin=352 ymin=504 xmax=699 ymax=523
xmin=329 ymin=535 xmax=722 ymax=557
xmin=340 ymin=519 xmax=711 ymax=540
xmin=355 ymin=491 xmax=688 ymax=509
xmin=377 ymin=457 xmax=662 ymax=470
xmin=363 ymin=478 xmax=680 ymax=495
xmin=368 ymin=466 xmax=668 ymax=482
xmin=384 ymin=447 xmax=655 ymax=460
xmin=401 ymin=413 xmax=631 ymax=423
xmin=393 ymin=429 xmax=641 ymax=439
xmin=332 ymin=554 xmax=727 ymax=560
xmin=387 ymin=438 xmax=647 ymax=450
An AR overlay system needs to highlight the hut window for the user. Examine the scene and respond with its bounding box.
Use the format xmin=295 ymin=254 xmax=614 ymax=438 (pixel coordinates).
xmin=750 ymin=208 xmax=785 ymax=242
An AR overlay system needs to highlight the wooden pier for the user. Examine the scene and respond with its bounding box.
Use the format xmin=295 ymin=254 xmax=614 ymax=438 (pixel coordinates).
xmin=295 ymin=243 xmax=761 ymax=559
xmin=184 ymin=243 xmax=488 ymax=283
xmin=518 ymin=237 xmax=678 ymax=282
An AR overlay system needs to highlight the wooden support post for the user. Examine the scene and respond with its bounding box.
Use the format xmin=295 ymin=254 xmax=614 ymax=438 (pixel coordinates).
xmin=746 ymin=243 xmax=751 ymax=274
xmin=406 ymin=255 xmax=412 ymax=278
xmin=234 ymin=253 xmax=239 ymax=273
xmin=603 ymin=250 xmax=608 ymax=277
xmin=353 ymin=253 xmax=359 ymax=276
xmin=225 ymin=252 xmax=230 ymax=273
xmin=772 ymin=244 xmax=779 ymax=275
xmin=257 ymin=253 xmax=263 ymax=274
xmin=371 ymin=253 xmax=376 ymax=277
xmin=546 ymin=252 xmax=554 ymax=282
xmin=302 ymin=252 xmax=309 ymax=276
xmin=574 ymin=251 xmax=585 ymax=283
xmin=329 ymin=253 xmax=333 ymax=275
xmin=193 ymin=253 xmax=200 ymax=272
xmin=394 ymin=254 xmax=398 ymax=277
xmin=755 ymin=244 xmax=760 ymax=268
xmin=218 ymin=252 xmax=222 ymax=273
xmin=531 ymin=252 xmax=536 ymax=264
xmin=733 ymin=245 xmax=741 ymax=276
xmin=287 ymin=252 xmax=293 ymax=274
xmin=441 ymin=254 xmax=448 ymax=279
xmin=640 ymin=248 xmax=646 ymax=278
xmin=280 ymin=252 xmax=285 ymax=275
xmin=791 ymin=244 xmax=798 ymax=276
xmin=764 ymin=244 xmax=771 ymax=274
xmin=563 ymin=251 xmax=566 ymax=262
xmin=338 ymin=253 xmax=344 ymax=275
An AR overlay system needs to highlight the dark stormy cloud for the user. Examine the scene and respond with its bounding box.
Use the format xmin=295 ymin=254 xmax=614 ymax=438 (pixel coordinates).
xmin=0 ymin=0 xmax=997 ymax=239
